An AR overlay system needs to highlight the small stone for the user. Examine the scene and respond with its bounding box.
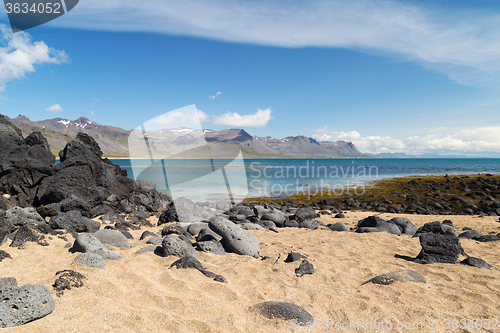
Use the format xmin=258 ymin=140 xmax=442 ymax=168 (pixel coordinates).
xmin=362 ymin=270 xmax=426 ymax=285
xmin=253 ymin=301 xmax=314 ymax=324
xmin=53 ymin=270 xmax=86 ymax=296
xmin=295 ymin=260 xmax=314 ymax=277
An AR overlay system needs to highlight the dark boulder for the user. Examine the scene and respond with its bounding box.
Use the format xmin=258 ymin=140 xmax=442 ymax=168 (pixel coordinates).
xmin=49 ymin=211 xmax=100 ymax=234
xmin=298 ymin=219 xmax=324 ymax=229
xmin=292 ymin=208 xmax=318 ymax=222
xmin=389 ymin=217 xmax=417 ymax=236
xmin=415 ymin=233 xmax=462 ymax=264
xmin=0 ymin=116 xmax=55 ymax=207
xmin=460 ymin=257 xmax=495 ymax=269
xmin=158 ymin=202 xmax=179 ymax=225
xmin=414 ymin=221 xmax=456 ymax=237
xmin=356 ymin=216 xmax=401 ymax=235
xmin=458 ymin=230 xmax=481 ymax=239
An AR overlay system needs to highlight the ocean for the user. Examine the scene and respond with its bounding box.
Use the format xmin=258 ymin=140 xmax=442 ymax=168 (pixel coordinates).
xmin=110 ymin=158 xmax=500 ymax=203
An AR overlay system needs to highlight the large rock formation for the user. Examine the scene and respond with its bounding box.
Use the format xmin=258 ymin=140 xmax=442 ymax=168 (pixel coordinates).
xmin=0 ymin=115 xmax=55 ymax=207
xmin=0 ymin=116 xmax=169 ymax=221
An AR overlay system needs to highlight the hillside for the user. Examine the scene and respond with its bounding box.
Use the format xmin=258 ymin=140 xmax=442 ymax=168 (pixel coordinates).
xmin=4 ymin=114 xmax=366 ymax=158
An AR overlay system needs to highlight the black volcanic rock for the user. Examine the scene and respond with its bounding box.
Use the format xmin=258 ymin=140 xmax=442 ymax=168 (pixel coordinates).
xmin=0 ymin=115 xmax=55 ymax=206
xmin=415 ymin=233 xmax=462 ymax=264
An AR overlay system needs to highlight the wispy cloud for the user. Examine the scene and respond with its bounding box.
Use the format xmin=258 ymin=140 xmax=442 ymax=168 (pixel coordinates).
xmin=212 ymin=108 xmax=272 ymax=128
xmin=50 ymin=0 xmax=500 ymax=86
xmin=209 ymin=92 xmax=222 ymax=100
xmin=314 ymin=125 xmax=500 ymax=156
xmin=45 ymin=103 xmax=64 ymax=113
xmin=0 ymin=24 xmax=68 ymax=92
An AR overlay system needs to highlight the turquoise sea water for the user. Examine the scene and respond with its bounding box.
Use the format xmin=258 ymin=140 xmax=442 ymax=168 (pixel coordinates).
xmin=110 ymin=158 xmax=500 ymax=201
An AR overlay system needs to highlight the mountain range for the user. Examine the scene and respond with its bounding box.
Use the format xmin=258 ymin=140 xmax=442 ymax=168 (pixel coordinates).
xmin=4 ymin=114 xmax=366 ymax=158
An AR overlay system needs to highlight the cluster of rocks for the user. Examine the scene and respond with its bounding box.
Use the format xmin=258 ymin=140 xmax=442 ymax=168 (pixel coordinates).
xmin=0 ymin=115 xmax=170 ymax=233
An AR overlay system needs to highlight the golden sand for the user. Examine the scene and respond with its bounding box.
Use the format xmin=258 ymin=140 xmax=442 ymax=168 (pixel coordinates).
xmin=1 ymin=212 xmax=499 ymax=332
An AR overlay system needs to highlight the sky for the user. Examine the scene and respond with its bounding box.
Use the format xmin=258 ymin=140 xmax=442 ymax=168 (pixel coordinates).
xmin=0 ymin=0 xmax=500 ymax=157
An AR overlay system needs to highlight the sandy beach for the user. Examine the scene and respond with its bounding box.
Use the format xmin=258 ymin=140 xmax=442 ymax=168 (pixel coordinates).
xmin=2 ymin=211 xmax=499 ymax=332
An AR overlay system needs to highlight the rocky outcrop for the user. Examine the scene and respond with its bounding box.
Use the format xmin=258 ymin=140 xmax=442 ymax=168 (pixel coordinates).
xmin=0 ymin=118 xmax=170 ymax=223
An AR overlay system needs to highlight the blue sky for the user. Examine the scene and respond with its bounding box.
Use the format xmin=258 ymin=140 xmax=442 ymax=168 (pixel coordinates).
xmin=1 ymin=0 xmax=500 ymax=156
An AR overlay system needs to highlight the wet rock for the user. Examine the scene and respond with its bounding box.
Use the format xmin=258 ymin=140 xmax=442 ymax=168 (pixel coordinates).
xmin=362 ymin=270 xmax=426 ymax=285
xmin=0 ymin=284 xmax=55 ymax=328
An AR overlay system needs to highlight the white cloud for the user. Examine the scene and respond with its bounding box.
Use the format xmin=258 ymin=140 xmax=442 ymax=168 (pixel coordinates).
xmin=0 ymin=24 xmax=68 ymax=92
xmin=49 ymin=0 xmax=500 ymax=86
xmin=209 ymin=92 xmax=222 ymax=100
xmin=149 ymin=108 xmax=209 ymax=127
xmin=45 ymin=103 xmax=64 ymax=113
xmin=314 ymin=125 xmax=500 ymax=156
xmin=212 ymin=108 xmax=272 ymax=128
